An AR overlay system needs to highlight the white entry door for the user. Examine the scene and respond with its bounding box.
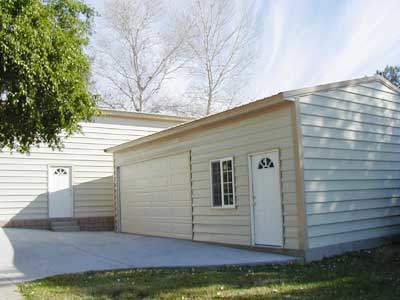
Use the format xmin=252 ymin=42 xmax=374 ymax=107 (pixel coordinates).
xmin=250 ymin=150 xmax=283 ymax=246
xmin=48 ymin=166 xmax=73 ymax=218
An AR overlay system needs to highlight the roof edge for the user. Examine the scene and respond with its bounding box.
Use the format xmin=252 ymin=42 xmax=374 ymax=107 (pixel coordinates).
xmin=100 ymin=108 xmax=195 ymax=123
xmin=105 ymin=93 xmax=285 ymax=153
xmin=283 ymin=75 xmax=399 ymax=99
xmin=374 ymin=74 xmax=400 ymax=93
xmin=105 ymin=75 xmax=400 ymax=154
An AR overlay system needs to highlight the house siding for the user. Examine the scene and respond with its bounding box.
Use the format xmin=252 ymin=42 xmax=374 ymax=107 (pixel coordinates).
xmin=297 ymin=80 xmax=400 ymax=249
xmin=114 ymin=103 xmax=301 ymax=249
xmin=0 ymin=115 xmax=180 ymax=224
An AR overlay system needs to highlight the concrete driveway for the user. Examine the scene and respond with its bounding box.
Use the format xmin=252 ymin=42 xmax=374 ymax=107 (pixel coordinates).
xmin=0 ymin=228 xmax=295 ymax=285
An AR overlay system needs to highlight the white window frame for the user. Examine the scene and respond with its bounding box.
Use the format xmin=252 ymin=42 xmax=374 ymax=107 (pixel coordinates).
xmin=210 ymin=157 xmax=236 ymax=208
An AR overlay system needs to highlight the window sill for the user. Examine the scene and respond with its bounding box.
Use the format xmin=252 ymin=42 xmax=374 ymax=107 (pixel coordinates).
xmin=211 ymin=206 xmax=237 ymax=209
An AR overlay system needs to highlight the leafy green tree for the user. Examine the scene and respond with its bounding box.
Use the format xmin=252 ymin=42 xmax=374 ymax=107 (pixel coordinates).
xmin=0 ymin=0 xmax=98 ymax=153
xmin=376 ymin=65 xmax=400 ymax=88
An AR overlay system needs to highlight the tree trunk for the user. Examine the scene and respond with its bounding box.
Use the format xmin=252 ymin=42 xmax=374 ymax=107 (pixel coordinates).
xmin=206 ymin=91 xmax=212 ymax=115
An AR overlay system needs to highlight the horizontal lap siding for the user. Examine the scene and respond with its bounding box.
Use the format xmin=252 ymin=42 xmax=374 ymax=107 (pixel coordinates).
xmin=191 ymin=109 xmax=299 ymax=247
xmin=115 ymin=104 xmax=300 ymax=249
xmin=0 ymin=116 xmax=177 ymax=222
xmin=299 ymin=81 xmax=400 ymax=248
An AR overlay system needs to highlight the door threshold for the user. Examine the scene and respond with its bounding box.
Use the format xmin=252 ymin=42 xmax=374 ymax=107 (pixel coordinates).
xmin=254 ymin=243 xmax=283 ymax=249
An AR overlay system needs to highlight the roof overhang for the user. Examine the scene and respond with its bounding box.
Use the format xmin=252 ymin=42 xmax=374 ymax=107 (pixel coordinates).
xmin=105 ymin=93 xmax=287 ymax=153
xmin=100 ymin=108 xmax=195 ymax=123
xmin=283 ymin=75 xmax=400 ymax=100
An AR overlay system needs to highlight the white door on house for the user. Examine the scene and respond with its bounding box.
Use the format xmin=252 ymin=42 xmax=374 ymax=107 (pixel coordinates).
xmin=48 ymin=166 xmax=73 ymax=218
xmin=251 ymin=150 xmax=283 ymax=247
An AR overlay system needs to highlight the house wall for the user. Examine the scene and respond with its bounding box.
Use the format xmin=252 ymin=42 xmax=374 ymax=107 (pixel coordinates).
xmin=297 ymin=80 xmax=400 ymax=251
xmin=114 ymin=103 xmax=302 ymax=250
xmin=0 ymin=115 xmax=181 ymax=229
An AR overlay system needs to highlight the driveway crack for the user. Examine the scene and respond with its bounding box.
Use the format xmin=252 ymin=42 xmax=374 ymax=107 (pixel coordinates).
xmin=54 ymin=235 xmax=131 ymax=269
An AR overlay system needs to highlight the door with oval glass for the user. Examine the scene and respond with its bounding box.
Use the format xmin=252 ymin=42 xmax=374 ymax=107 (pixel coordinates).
xmin=250 ymin=150 xmax=283 ymax=246
xmin=48 ymin=166 xmax=73 ymax=218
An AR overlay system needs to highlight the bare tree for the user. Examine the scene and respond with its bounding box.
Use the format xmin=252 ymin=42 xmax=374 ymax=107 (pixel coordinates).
xmin=94 ymin=0 xmax=186 ymax=112
xmin=183 ymin=0 xmax=256 ymax=115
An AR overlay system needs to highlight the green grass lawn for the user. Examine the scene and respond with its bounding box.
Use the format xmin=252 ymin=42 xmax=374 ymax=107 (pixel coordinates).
xmin=19 ymin=245 xmax=400 ymax=300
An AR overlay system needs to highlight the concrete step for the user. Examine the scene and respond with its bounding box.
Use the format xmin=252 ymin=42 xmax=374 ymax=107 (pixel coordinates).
xmin=50 ymin=219 xmax=80 ymax=232
xmin=50 ymin=220 xmax=79 ymax=227
xmin=51 ymin=225 xmax=81 ymax=232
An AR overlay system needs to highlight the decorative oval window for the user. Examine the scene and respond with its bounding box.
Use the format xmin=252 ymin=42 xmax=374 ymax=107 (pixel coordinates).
xmin=258 ymin=157 xmax=274 ymax=169
xmin=54 ymin=168 xmax=68 ymax=175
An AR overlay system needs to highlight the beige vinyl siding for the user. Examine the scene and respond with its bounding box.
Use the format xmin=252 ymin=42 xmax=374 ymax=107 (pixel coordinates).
xmin=115 ymin=103 xmax=301 ymax=249
xmin=298 ymin=80 xmax=400 ymax=249
xmin=0 ymin=116 xmax=178 ymax=222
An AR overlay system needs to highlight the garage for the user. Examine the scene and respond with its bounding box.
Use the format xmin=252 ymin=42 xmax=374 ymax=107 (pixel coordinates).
xmin=119 ymin=152 xmax=192 ymax=239
xmin=109 ymin=75 xmax=400 ymax=261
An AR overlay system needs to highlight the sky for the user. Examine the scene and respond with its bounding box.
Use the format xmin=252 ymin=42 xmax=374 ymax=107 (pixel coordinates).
xmin=85 ymin=0 xmax=400 ymax=105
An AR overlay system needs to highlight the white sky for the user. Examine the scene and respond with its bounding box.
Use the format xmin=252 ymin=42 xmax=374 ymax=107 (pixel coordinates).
xmin=86 ymin=0 xmax=400 ymax=105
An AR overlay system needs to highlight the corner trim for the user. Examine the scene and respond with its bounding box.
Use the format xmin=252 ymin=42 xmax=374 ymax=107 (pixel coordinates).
xmin=291 ymin=101 xmax=309 ymax=251
xmin=115 ymin=164 xmax=121 ymax=232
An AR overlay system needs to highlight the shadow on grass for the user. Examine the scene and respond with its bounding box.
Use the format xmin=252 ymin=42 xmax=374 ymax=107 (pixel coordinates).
xmin=20 ymin=246 xmax=400 ymax=300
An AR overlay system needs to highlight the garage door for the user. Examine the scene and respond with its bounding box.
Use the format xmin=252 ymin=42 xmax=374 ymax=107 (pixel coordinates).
xmin=119 ymin=152 xmax=192 ymax=239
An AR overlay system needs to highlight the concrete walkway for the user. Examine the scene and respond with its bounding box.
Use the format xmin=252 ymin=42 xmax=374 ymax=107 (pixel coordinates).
xmin=0 ymin=282 xmax=23 ymax=300
xmin=0 ymin=228 xmax=295 ymax=297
